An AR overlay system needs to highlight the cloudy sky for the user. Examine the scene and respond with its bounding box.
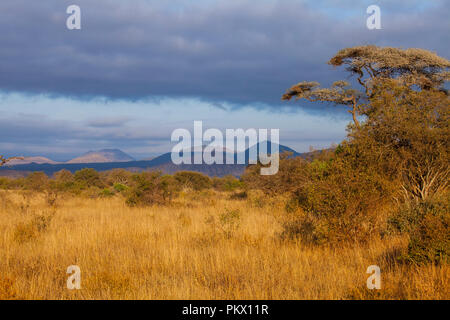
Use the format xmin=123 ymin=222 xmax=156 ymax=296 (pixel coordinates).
xmin=0 ymin=0 xmax=448 ymax=160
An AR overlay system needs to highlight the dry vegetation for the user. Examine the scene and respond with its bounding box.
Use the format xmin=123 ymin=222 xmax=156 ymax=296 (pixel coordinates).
xmin=0 ymin=190 xmax=448 ymax=300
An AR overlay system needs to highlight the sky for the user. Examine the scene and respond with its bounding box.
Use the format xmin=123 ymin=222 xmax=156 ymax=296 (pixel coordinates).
xmin=0 ymin=0 xmax=448 ymax=161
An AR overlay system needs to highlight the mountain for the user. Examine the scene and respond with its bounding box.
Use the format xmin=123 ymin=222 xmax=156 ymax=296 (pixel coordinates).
xmin=164 ymin=142 xmax=301 ymax=165
xmin=66 ymin=149 xmax=135 ymax=163
xmin=242 ymin=141 xmax=301 ymax=161
xmin=0 ymin=143 xmax=306 ymax=177
xmin=6 ymin=156 xmax=59 ymax=165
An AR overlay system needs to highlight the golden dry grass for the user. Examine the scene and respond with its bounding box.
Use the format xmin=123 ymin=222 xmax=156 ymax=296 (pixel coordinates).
xmin=0 ymin=190 xmax=448 ymax=300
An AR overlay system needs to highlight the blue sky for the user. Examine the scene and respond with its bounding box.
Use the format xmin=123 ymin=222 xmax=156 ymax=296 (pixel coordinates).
xmin=0 ymin=0 xmax=448 ymax=160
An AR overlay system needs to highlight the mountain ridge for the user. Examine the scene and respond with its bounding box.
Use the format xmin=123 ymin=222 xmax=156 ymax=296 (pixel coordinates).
xmin=66 ymin=149 xmax=135 ymax=163
xmin=0 ymin=143 xmax=311 ymax=177
xmin=6 ymin=156 xmax=59 ymax=166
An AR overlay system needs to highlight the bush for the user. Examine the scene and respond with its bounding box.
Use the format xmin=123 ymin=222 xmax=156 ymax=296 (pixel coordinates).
xmin=219 ymin=208 xmax=241 ymax=238
xmin=100 ymin=188 xmax=115 ymax=198
xmin=53 ymin=169 xmax=75 ymax=192
xmin=241 ymin=152 xmax=310 ymax=195
xmin=281 ymin=146 xmax=393 ymax=244
xmin=0 ymin=177 xmax=12 ymax=190
xmin=174 ymin=171 xmax=211 ymax=191
xmin=212 ymin=175 xmax=243 ymax=191
xmin=281 ymin=211 xmax=329 ymax=244
xmin=74 ymin=168 xmax=104 ymax=189
xmin=13 ymin=213 xmax=53 ymax=244
xmin=284 ymin=197 xmax=301 ymax=214
xmin=105 ymin=169 xmax=132 ymax=186
xmin=388 ymin=196 xmax=449 ymax=265
xmin=113 ymin=183 xmax=128 ymax=193
xmin=24 ymin=172 xmax=49 ymax=191
xmin=125 ymin=172 xmax=177 ymax=206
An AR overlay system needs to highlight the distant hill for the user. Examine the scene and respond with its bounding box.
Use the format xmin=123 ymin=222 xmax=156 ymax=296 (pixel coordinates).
xmin=243 ymin=141 xmax=301 ymax=161
xmin=67 ymin=149 xmax=135 ymax=163
xmin=0 ymin=143 xmax=309 ymax=177
xmin=6 ymin=156 xmax=59 ymax=165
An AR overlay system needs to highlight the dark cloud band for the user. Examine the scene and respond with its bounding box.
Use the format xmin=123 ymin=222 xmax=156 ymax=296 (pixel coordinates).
xmin=0 ymin=0 xmax=448 ymax=108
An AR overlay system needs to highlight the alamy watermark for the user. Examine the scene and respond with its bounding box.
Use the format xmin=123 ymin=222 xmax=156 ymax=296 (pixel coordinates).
xmin=171 ymin=121 xmax=279 ymax=175
xmin=67 ymin=265 xmax=81 ymax=289
xmin=366 ymin=5 xmax=381 ymax=30
xmin=366 ymin=265 xmax=381 ymax=289
xmin=66 ymin=5 xmax=81 ymax=30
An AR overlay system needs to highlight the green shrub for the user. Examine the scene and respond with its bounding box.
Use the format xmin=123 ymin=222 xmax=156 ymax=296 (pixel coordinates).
xmin=74 ymin=168 xmax=104 ymax=189
xmin=100 ymin=188 xmax=115 ymax=197
xmin=113 ymin=183 xmax=128 ymax=193
xmin=388 ymin=197 xmax=449 ymax=265
xmin=212 ymin=175 xmax=243 ymax=191
xmin=125 ymin=172 xmax=177 ymax=206
xmin=174 ymin=171 xmax=211 ymax=191
xmin=282 ymin=148 xmax=393 ymax=244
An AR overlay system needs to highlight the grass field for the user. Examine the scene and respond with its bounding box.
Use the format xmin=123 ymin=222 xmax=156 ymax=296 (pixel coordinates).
xmin=0 ymin=190 xmax=448 ymax=300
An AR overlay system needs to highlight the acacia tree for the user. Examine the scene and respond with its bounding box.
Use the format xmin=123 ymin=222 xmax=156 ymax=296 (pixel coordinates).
xmin=282 ymin=45 xmax=450 ymax=128
xmin=328 ymin=46 xmax=449 ymax=91
xmin=282 ymin=80 xmax=364 ymax=128
xmin=283 ymin=45 xmax=450 ymax=202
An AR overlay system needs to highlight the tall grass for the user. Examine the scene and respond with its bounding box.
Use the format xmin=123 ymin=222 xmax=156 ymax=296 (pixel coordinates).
xmin=0 ymin=190 xmax=448 ymax=299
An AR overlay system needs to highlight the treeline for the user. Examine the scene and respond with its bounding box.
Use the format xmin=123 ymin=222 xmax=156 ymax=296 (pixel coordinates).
xmin=0 ymin=168 xmax=244 ymax=204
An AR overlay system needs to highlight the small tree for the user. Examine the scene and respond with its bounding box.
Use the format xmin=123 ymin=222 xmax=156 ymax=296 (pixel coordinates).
xmin=73 ymin=168 xmax=104 ymax=189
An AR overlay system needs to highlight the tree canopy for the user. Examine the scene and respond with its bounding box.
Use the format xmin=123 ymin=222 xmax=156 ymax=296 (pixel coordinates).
xmin=282 ymin=45 xmax=450 ymax=128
